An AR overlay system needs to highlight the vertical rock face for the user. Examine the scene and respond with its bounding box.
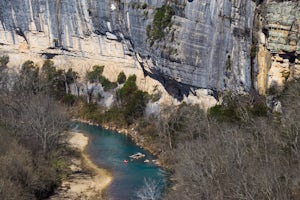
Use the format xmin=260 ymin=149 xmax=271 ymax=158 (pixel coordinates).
xmin=124 ymin=0 xmax=255 ymax=94
xmin=0 ymin=0 xmax=256 ymax=97
xmin=0 ymin=0 xmax=135 ymax=69
xmin=1 ymin=0 xmax=296 ymax=99
xmin=256 ymin=1 xmax=300 ymax=94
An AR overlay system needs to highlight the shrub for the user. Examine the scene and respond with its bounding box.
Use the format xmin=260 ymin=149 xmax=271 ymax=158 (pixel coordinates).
xmin=117 ymin=74 xmax=138 ymax=99
xmin=250 ymin=101 xmax=268 ymax=116
xmin=103 ymin=106 xmax=126 ymax=126
xmin=86 ymin=65 xmax=117 ymax=91
xmin=77 ymin=102 xmax=104 ymax=124
xmin=99 ymin=76 xmax=117 ymax=91
xmin=79 ymin=102 xmax=98 ymax=118
xmin=142 ymin=3 xmax=147 ymax=9
xmin=79 ymin=73 xmax=150 ymax=126
xmin=65 ymin=68 xmax=79 ymax=85
xmin=61 ymin=94 xmax=76 ymax=106
xmin=123 ymin=90 xmax=149 ymax=124
xmin=41 ymin=60 xmax=56 ymax=82
xmin=116 ymin=74 xmax=150 ymax=124
xmin=209 ymin=93 xmax=269 ymax=122
xmin=208 ymin=104 xmax=238 ymax=122
xmin=0 ymin=55 xmax=9 ymax=68
xmin=150 ymin=92 xmax=162 ymax=102
xmin=87 ymin=65 xmax=104 ymax=83
xmin=17 ymin=60 xmax=39 ymax=93
xmin=148 ymin=5 xmax=175 ymax=42
xmin=208 ymin=104 xmax=223 ymax=116
xmin=50 ymin=158 xmax=70 ymax=183
xmin=117 ymin=71 xmax=126 ymax=84
xmin=40 ymin=60 xmax=68 ymax=99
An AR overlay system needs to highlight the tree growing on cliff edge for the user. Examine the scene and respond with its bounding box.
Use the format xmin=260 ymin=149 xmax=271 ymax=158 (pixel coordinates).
xmin=41 ymin=60 xmax=79 ymax=99
xmin=117 ymin=71 xmax=126 ymax=84
xmin=14 ymin=60 xmax=40 ymax=93
xmin=86 ymin=65 xmax=104 ymax=83
xmin=116 ymin=74 xmax=149 ymax=124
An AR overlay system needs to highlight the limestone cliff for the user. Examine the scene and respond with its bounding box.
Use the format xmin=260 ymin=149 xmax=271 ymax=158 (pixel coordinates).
xmin=0 ymin=0 xmax=298 ymax=102
xmin=0 ymin=0 xmax=255 ymax=98
xmin=255 ymin=1 xmax=300 ymax=94
xmin=124 ymin=0 xmax=255 ymax=95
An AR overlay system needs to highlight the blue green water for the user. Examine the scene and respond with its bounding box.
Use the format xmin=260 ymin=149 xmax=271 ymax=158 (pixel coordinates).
xmin=74 ymin=123 xmax=166 ymax=200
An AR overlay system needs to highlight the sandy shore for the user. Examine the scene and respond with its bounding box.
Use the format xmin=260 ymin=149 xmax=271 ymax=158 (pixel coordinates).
xmin=49 ymin=132 xmax=112 ymax=200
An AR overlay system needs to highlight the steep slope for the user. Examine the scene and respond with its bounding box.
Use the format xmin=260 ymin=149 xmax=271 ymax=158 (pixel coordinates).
xmin=0 ymin=0 xmax=298 ymax=101
xmin=0 ymin=0 xmax=135 ymax=68
xmin=0 ymin=0 xmax=254 ymax=95
xmin=255 ymin=1 xmax=300 ymax=94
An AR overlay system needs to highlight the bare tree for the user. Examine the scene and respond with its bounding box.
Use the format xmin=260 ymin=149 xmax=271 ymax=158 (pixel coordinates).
xmin=157 ymin=91 xmax=300 ymax=200
xmin=0 ymin=58 xmax=73 ymax=199
xmin=0 ymin=93 xmax=70 ymax=156
xmin=136 ymin=178 xmax=162 ymax=200
xmin=159 ymin=104 xmax=209 ymax=150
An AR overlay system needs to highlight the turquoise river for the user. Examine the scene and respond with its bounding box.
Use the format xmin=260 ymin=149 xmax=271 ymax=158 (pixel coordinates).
xmin=74 ymin=123 xmax=167 ymax=200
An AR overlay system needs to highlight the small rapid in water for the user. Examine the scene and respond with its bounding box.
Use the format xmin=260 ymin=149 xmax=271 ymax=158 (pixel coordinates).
xmin=74 ymin=122 xmax=167 ymax=200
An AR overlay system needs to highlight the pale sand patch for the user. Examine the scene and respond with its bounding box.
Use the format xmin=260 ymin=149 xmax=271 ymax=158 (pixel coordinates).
xmin=49 ymin=132 xmax=112 ymax=200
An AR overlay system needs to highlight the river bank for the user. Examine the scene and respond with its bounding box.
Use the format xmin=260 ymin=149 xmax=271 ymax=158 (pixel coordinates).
xmin=74 ymin=123 xmax=167 ymax=200
xmin=74 ymin=119 xmax=163 ymax=166
xmin=49 ymin=132 xmax=112 ymax=200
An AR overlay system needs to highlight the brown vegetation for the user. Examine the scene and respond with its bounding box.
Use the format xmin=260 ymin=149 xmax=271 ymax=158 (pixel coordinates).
xmin=70 ymin=55 xmax=300 ymax=199
xmin=0 ymin=58 xmax=72 ymax=199
xmin=152 ymin=84 xmax=300 ymax=200
xmin=2 ymin=55 xmax=300 ymax=200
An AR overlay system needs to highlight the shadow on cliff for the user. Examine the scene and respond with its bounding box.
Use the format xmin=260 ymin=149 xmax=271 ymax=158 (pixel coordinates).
xmin=140 ymin=65 xmax=218 ymax=102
